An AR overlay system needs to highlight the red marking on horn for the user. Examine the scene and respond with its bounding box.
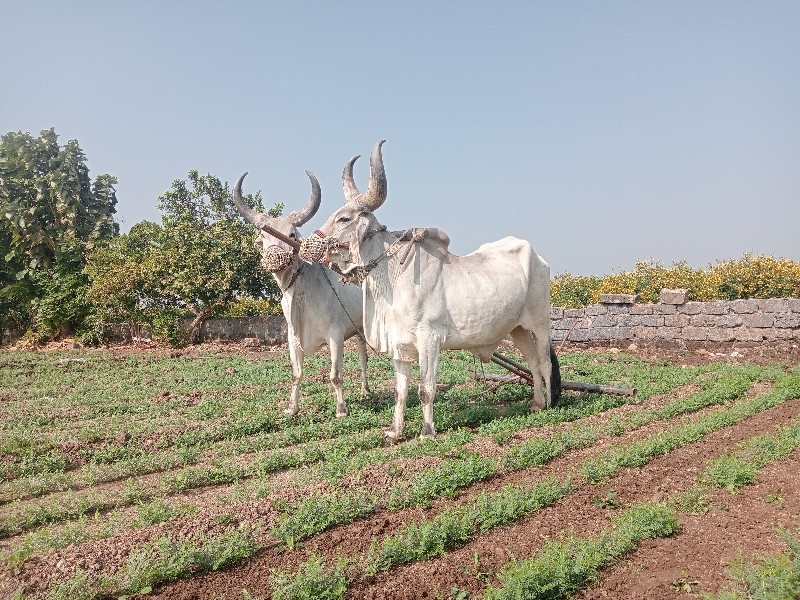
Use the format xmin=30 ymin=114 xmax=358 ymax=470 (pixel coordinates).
xmin=314 ymin=230 xmax=326 ymax=238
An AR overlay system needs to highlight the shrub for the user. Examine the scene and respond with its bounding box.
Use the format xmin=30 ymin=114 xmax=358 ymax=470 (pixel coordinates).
xmin=218 ymin=297 xmax=282 ymax=316
xmin=552 ymin=253 xmax=800 ymax=307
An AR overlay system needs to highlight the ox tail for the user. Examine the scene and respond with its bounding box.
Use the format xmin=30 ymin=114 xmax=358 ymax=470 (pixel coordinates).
xmin=550 ymin=343 xmax=562 ymax=406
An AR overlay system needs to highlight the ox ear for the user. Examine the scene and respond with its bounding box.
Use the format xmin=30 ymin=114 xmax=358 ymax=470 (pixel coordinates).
xmin=288 ymin=170 xmax=322 ymax=227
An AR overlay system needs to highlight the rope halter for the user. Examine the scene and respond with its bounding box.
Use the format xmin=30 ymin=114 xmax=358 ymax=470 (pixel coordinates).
xmin=302 ymin=227 xmax=429 ymax=286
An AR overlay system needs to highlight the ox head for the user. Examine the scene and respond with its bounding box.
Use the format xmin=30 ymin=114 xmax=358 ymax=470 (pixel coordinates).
xmin=301 ymin=140 xmax=387 ymax=272
xmin=233 ymin=171 xmax=321 ymax=272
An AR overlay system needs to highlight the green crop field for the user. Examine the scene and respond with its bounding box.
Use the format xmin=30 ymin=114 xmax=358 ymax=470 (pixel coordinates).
xmin=1 ymin=347 xmax=799 ymax=599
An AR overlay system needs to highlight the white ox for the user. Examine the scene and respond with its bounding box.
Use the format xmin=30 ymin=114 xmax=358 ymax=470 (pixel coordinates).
xmin=302 ymin=141 xmax=560 ymax=442
xmin=234 ymin=171 xmax=368 ymax=417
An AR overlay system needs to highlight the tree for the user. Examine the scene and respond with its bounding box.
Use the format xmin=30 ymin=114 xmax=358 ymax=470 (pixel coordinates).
xmin=83 ymin=221 xmax=159 ymax=342
xmin=0 ymin=128 xmax=119 ymax=340
xmin=85 ymin=170 xmax=282 ymax=345
xmin=150 ymin=170 xmax=281 ymax=342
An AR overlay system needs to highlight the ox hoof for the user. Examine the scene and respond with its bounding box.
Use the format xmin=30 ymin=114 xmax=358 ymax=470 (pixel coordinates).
xmin=382 ymin=430 xmax=402 ymax=446
xmin=284 ymin=407 xmax=299 ymax=416
xmin=336 ymin=409 xmax=348 ymax=419
xmin=419 ymin=424 xmax=436 ymax=441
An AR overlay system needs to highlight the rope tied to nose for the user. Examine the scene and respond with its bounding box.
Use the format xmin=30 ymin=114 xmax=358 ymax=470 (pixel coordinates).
xmin=298 ymin=230 xmax=343 ymax=263
xmin=336 ymin=227 xmax=429 ymax=286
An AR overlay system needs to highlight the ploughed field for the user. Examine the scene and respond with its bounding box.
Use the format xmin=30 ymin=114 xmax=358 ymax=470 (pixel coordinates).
xmin=1 ymin=343 xmax=799 ymax=599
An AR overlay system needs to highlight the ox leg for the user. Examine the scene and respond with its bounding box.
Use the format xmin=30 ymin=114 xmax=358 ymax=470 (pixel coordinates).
xmin=527 ymin=308 xmax=555 ymax=408
xmin=510 ymin=327 xmax=546 ymax=410
xmin=533 ymin=334 xmax=554 ymax=408
xmin=286 ymin=335 xmax=304 ymax=416
xmin=385 ymin=359 xmax=411 ymax=445
xmin=417 ymin=341 xmax=440 ymax=440
xmin=356 ymin=335 xmax=370 ymax=395
xmin=328 ymin=335 xmax=348 ymax=418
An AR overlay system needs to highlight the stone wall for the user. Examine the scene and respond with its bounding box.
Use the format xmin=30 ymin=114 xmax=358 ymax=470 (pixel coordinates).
xmin=550 ymin=294 xmax=800 ymax=345
xmin=194 ymin=294 xmax=800 ymax=346
xmin=198 ymin=316 xmax=288 ymax=345
xmin=6 ymin=293 xmax=796 ymax=347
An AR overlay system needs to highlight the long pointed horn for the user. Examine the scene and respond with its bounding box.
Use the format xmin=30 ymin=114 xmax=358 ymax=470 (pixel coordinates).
xmin=361 ymin=139 xmax=387 ymax=211
xmin=341 ymin=139 xmax=388 ymax=210
xmin=342 ymin=154 xmax=362 ymax=203
xmin=288 ymin=170 xmax=321 ymax=226
xmin=233 ymin=172 xmax=269 ymax=229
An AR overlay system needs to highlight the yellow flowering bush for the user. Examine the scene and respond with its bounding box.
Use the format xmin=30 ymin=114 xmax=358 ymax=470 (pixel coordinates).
xmin=551 ymin=254 xmax=800 ymax=307
xmin=710 ymin=254 xmax=800 ymax=300
xmin=550 ymin=273 xmax=603 ymax=308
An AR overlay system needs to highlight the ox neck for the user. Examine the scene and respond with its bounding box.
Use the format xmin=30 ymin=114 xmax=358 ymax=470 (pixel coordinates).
xmin=274 ymin=257 xmax=305 ymax=292
xmin=340 ymin=225 xmax=423 ymax=286
xmin=356 ymin=225 xmax=400 ymax=264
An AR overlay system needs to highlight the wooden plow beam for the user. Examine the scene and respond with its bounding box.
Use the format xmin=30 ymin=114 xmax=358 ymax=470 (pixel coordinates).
xmin=484 ymin=351 xmax=637 ymax=397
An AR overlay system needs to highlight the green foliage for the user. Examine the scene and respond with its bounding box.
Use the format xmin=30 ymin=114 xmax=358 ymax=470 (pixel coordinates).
xmin=272 ymin=490 xmax=379 ymax=549
xmin=45 ymin=568 xmax=96 ymax=600
xmin=387 ymin=452 xmax=498 ymax=509
xmin=117 ymin=523 xmax=260 ymax=596
xmin=501 ymin=424 xmax=597 ymax=470
xmin=582 ymin=369 xmax=800 ymax=485
xmin=365 ymin=476 xmax=573 ymax=576
xmin=483 ymin=503 xmax=679 ymax=599
xmin=83 ymin=170 xmax=283 ymax=345
xmin=552 ymin=254 xmax=800 ymax=307
xmin=703 ymin=455 xmax=758 ymax=493
xmin=367 ymin=509 xmax=473 ymax=574
xmin=714 ymin=254 xmax=800 ymax=301
xmin=270 ymin=554 xmax=348 ymax=600
xmin=220 ymin=296 xmax=282 ymax=316
xmin=3 ymin=350 xmax=798 ymax=594
xmin=82 ymin=221 xmax=160 ymax=341
xmin=467 ymin=476 xmax=574 ymax=532
xmin=133 ymin=497 xmax=183 ymax=527
xmin=711 ymin=526 xmax=800 ymax=600
xmin=703 ymin=420 xmax=800 ymax=493
xmin=550 ymin=272 xmax=603 ymax=308
xmin=0 ymin=129 xmax=118 ymax=272
xmin=0 ymin=129 xmax=119 ymax=339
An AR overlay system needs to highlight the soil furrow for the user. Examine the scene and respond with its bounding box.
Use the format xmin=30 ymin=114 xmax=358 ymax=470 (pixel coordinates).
xmin=127 ymin=396 xmax=800 ymax=600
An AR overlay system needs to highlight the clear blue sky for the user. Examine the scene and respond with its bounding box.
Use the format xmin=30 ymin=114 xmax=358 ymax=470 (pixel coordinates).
xmin=3 ymin=1 xmax=799 ymax=275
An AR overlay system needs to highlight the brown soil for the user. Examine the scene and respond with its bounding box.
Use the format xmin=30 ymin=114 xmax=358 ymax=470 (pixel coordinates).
xmin=1 ymin=340 xmax=798 ymax=600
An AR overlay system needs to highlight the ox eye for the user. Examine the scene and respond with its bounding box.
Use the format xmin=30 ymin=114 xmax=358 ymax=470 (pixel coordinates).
xmin=337 ymin=216 xmax=351 ymax=223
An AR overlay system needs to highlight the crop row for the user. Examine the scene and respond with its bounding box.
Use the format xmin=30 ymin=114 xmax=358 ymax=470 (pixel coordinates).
xmin=1 ymin=357 xmax=738 ymax=550
xmin=14 ymin=366 xmax=800 ymax=599
xmin=0 ymin=359 xmax=779 ymax=572
xmin=266 ymin=369 xmax=800 ymax=598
